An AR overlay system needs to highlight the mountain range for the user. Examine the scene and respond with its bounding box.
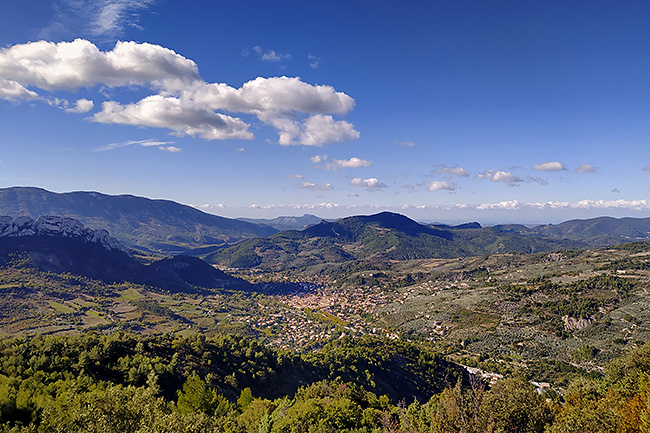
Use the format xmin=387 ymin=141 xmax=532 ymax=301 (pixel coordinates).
xmin=206 ymin=211 xmax=586 ymax=269
xmin=518 ymin=216 xmax=650 ymax=246
xmin=1 ymin=187 xmax=649 ymax=269
xmin=0 ymin=187 xmax=277 ymax=254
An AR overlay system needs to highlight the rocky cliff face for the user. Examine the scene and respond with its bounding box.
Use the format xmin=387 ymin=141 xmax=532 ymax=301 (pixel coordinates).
xmin=0 ymin=215 xmax=128 ymax=254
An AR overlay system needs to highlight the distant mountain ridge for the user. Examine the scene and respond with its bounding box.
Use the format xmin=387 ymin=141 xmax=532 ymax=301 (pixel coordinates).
xmin=527 ymin=216 xmax=650 ymax=246
xmin=0 ymin=187 xmax=277 ymax=254
xmin=207 ymin=211 xmax=583 ymax=269
xmin=2 ymin=187 xmax=649 ymax=261
xmin=238 ymin=214 xmax=327 ymax=231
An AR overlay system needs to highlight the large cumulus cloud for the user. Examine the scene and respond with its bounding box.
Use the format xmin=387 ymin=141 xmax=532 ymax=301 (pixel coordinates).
xmin=0 ymin=39 xmax=200 ymax=91
xmin=0 ymin=39 xmax=358 ymax=146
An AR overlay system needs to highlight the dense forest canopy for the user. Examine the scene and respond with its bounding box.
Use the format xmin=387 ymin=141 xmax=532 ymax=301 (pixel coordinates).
xmin=0 ymin=332 xmax=649 ymax=432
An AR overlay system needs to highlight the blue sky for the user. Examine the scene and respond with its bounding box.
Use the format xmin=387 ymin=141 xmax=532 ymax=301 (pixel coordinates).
xmin=0 ymin=0 xmax=648 ymax=225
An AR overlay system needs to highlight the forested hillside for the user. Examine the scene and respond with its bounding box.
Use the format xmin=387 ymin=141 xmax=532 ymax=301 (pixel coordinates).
xmin=0 ymin=332 xmax=649 ymax=432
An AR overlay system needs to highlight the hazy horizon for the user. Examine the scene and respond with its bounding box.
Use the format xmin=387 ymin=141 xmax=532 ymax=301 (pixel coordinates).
xmin=3 ymin=184 xmax=647 ymax=229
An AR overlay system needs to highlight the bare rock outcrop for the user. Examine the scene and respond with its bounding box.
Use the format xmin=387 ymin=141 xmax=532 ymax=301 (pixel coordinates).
xmin=0 ymin=215 xmax=128 ymax=254
xmin=562 ymin=315 xmax=593 ymax=331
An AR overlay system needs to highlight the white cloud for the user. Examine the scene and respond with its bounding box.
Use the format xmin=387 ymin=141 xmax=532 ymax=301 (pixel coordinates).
xmin=249 ymin=202 xmax=341 ymax=211
xmin=232 ymin=76 xmax=355 ymax=118
xmin=434 ymin=164 xmax=470 ymax=178
xmin=314 ymin=156 xmax=372 ymax=171
xmin=98 ymin=75 xmax=357 ymax=144
xmin=532 ymin=161 xmax=567 ymax=171
xmin=234 ymin=199 xmax=650 ymax=221
xmin=94 ymin=138 xmax=175 ymax=151
xmin=528 ymin=199 xmax=650 ymax=211
xmin=0 ymin=40 xmax=358 ymax=146
xmin=347 ymin=193 xmax=359 ymax=197
xmin=196 ymin=203 xmax=228 ymax=211
xmin=0 ymin=79 xmax=40 ymax=100
xmin=575 ymin=164 xmax=596 ymax=173
xmin=263 ymin=51 xmax=292 ymax=62
xmin=273 ymin=114 xmax=359 ymax=146
xmin=0 ymin=39 xmax=200 ymax=92
xmin=350 ymin=177 xmax=387 ymax=190
xmin=475 ymin=170 xmax=495 ymax=180
xmin=476 ymin=200 xmax=521 ymax=211
xmin=331 ymin=157 xmax=372 ymax=170
xmin=65 ymin=98 xmax=94 ymax=113
xmin=476 ymin=170 xmax=524 ymax=186
xmin=93 ymin=95 xmax=254 ymax=140
xmin=299 ymin=182 xmax=333 ymax=191
xmin=395 ymin=140 xmax=415 ymax=148
xmin=288 ymin=174 xmax=304 ymax=179
xmin=426 ymin=181 xmax=458 ymax=191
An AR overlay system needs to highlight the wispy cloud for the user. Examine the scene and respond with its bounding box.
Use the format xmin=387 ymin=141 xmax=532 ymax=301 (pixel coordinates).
xmin=94 ymin=138 xmax=177 ymax=152
xmin=252 ymin=46 xmax=292 ymax=62
xmin=308 ymin=55 xmax=320 ymax=69
xmin=395 ymin=140 xmax=415 ymax=148
xmin=527 ymin=176 xmax=549 ymax=186
xmin=642 ymin=164 xmax=650 ymax=171
xmin=40 ymin=0 xmax=156 ymax=40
